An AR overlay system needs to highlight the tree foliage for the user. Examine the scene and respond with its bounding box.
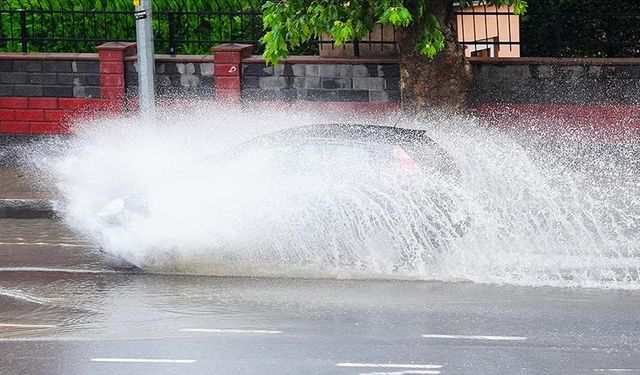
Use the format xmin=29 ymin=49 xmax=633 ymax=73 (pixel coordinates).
xmin=260 ymin=0 xmax=527 ymax=65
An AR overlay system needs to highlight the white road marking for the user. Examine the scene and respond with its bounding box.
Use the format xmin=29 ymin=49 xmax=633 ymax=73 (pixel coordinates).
xmin=91 ymin=358 xmax=196 ymax=364
xmin=0 ymin=337 xmax=121 ymax=342
xmin=0 ymin=267 xmax=116 ymax=274
xmin=336 ymin=363 xmax=442 ymax=369
xmin=180 ymin=328 xmax=282 ymax=334
xmin=0 ymin=288 xmax=52 ymax=305
xmin=0 ymin=241 xmax=86 ymax=247
xmin=422 ymin=334 xmax=527 ymax=341
xmin=0 ymin=323 xmax=57 ymax=329
xmin=357 ymin=371 xmax=440 ymax=375
xmin=594 ymin=370 xmax=640 ymax=373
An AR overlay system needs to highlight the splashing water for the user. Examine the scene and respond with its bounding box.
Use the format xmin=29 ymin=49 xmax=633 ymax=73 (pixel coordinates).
xmin=23 ymin=105 xmax=640 ymax=289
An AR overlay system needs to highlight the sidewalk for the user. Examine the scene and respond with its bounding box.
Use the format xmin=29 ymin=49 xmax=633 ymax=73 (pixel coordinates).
xmin=1 ymin=136 xmax=56 ymax=218
xmin=0 ymin=166 xmax=49 ymax=200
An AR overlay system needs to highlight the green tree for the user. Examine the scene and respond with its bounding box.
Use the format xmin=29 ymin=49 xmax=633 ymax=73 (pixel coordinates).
xmin=260 ymin=0 xmax=526 ymax=108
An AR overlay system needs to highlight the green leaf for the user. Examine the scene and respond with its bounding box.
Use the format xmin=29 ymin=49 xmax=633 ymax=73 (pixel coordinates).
xmin=379 ymin=5 xmax=412 ymax=27
xmin=415 ymin=14 xmax=445 ymax=59
xmin=331 ymin=20 xmax=355 ymax=45
xmin=513 ymin=1 xmax=528 ymax=15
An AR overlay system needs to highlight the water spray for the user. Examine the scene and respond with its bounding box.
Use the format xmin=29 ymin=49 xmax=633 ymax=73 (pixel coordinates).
xmin=24 ymin=106 xmax=640 ymax=289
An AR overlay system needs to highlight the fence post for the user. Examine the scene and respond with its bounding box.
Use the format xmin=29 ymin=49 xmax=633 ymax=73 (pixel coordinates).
xmin=212 ymin=43 xmax=253 ymax=102
xmin=168 ymin=11 xmax=177 ymax=56
xmin=19 ymin=9 xmax=28 ymax=53
xmin=96 ymin=42 xmax=137 ymax=113
xmin=553 ymin=12 xmax=561 ymax=57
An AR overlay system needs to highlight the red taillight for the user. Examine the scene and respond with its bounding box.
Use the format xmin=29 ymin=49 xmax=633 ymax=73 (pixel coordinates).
xmin=392 ymin=145 xmax=418 ymax=176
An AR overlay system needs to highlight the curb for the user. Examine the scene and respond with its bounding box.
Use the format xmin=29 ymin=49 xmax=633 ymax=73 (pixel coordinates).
xmin=0 ymin=199 xmax=58 ymax=219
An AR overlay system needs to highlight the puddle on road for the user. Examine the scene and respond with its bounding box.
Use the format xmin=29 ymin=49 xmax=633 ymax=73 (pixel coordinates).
xmin=2 ymin=270 xmax=640 ymax=344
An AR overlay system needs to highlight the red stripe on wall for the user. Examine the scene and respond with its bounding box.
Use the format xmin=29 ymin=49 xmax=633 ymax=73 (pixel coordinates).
xmin=0 ymin=96 xmax=123 ymax=135
xmin=474 ymin=104 xmax=640 ymax=142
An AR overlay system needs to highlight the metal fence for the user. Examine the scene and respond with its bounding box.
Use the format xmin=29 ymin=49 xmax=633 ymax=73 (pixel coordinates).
xmin=0 ymin=0 xmax=265 ymax=54
xmin=1 ymin=0 xmax=639 ymax=58
xmin=520 ymin=10 xmax=640 ymax=58
xmin=1 ymin=8 xmax=135 ymax=53
xmin=455 ymin=4 xmax=520 ymax=58
xmin=455 ymin=2 xmax=640 ymax=58
xmin=0 ymin=0 xmax=395 ymax=56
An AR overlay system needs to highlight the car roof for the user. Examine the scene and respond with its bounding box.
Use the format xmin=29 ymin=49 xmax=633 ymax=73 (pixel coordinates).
xmin=258 ymin=124 xmax=435 ymax=145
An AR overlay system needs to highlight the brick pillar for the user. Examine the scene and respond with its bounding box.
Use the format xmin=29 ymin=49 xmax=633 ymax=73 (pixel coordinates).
xmin=96 ymin=42 xmax=137 ymax=109
xmin=212 ymin=44 xmax=253 ymax=101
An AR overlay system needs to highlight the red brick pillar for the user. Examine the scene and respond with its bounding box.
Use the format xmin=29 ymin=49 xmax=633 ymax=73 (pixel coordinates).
xmin=96 ymin=42 xmax=137 ymax=111
xmin=212 ymin=44 xmax=253 ymax=101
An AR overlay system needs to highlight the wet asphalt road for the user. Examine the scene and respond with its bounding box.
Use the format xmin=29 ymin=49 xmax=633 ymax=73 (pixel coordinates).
xmin=2 ymin=219 xmax=640 ymax=375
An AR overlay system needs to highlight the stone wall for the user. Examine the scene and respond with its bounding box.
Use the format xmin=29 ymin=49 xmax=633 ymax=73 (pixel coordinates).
xmin=2 ymin=43 xmax=639 ymax=136
xmin=125 ymin=56 xmax=214 ymax=98
xmin=0 ymin=56 xmax=101 ymax=99
xmin=241 ymin=61 xmax=400 ymax=103
xmin=0 ymin=43 xmax=133 ymax=134
xmin=470 ymin=58 xmax=640 ymax=105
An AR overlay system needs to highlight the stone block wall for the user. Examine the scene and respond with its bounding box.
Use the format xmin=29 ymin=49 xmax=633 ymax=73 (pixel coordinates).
xmin=470 ymin=58 xmax=640 ymax=140
xmin=242 ymin=62 xmax=400 ymax=103
xmin=470 ymin=58 xmax=640 ymax=105
xmin=0 ymin=43 xmax=134 ymax=134
xmin=0 ymin=56 xmax=101 ymax=99
xmin=2 ymin=42 xmax=639 ymax=136
xmin=125 ymin=56 xmax=215 ymax=98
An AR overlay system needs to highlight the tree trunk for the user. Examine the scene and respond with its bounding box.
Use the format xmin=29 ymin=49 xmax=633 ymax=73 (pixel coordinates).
xmin=396 ymin=0 xmax=471 ymax=109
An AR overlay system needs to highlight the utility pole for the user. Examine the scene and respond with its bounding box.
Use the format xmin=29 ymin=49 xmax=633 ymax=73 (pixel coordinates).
xmin=134 ymin=0 xmax=156 ymax=118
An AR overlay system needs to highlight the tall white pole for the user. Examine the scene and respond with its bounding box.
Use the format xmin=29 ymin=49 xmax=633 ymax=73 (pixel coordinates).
xmin=135 ymin=0 xmax=156 ymax=118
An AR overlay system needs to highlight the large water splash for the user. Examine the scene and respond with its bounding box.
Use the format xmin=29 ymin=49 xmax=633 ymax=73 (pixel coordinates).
xmin=24 ymin=105 xmax=640 ymax=289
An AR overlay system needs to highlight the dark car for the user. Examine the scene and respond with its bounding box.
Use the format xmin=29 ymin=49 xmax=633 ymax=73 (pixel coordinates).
xmin=212 ymin=123 xmax=470 ymax=251
xmin=217 ymin=123 xmax=461 ymax=182
xmin=97 ymin=123 xmax=469 ymax=271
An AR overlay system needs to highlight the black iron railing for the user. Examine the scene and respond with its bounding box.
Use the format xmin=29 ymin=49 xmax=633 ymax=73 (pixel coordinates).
xmin=1 ymin=8 xmax=136 ymax=53
xmin=0 ymin=0 xmax=396 ymax=56
xmin=154 ymin=8 xmax=263 ymax=55
xmin=0 ymin=0 xmax=265 ymax=54
xmin=455 ymin=2 xmax=640 ymax=58
xmin=1 ymin=0 xmax=639 ymax=58
xmin=521 ymin=10 xmax=640 ymax=58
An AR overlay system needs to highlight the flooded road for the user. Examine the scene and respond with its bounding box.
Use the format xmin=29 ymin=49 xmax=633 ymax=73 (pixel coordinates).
xmin=2 ymin=219 xmax=640 ymax=374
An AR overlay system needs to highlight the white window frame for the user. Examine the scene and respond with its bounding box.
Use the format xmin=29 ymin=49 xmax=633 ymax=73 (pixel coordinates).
xmin=467 ymin=38 xmax=497 ymax=57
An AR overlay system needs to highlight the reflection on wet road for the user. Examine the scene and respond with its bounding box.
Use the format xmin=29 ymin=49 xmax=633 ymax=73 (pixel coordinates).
xmin=2 ymin=219 xmax=640 ymax=374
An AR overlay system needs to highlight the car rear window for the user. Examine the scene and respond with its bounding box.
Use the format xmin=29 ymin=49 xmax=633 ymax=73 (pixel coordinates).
xmin=216 ymin=136 xmax=457 ymax=183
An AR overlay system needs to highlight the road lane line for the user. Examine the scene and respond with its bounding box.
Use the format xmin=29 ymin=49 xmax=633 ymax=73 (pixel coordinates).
xmin=422 ymin=334 xmax=527 ymax=341
xmin=0 ymin=267 xmax=116 ymax=274
xmin=336 ymin=363 xmax=442 ymax=369
xmin=91 ymin=358 xmax=196 ymax=364
xmin=594 ymin=370 xmax=640 ymax=373
xmin=0 ymin=337 xmax=126 ymax=342
xmin=0 ymin=288 xmax=52 ymax=305
xmin=357 ymin=371 xmax=440 ymax=375
xmin=180 ymin=328 xmax=282 ymax=334
xmin=0 ymin=241 xmax=87 ymax=247
xmin=0 ymin=323 xmax=57 ymax=329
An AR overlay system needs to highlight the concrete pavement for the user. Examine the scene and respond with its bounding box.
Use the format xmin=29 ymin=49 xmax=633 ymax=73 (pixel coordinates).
xmin=1 ymin=135 xmax=57 ymax=218
xmin=1 ymin=218 xmax=640 ymax=375
xmin=0 ymin=166 xmax=56 ymax=218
